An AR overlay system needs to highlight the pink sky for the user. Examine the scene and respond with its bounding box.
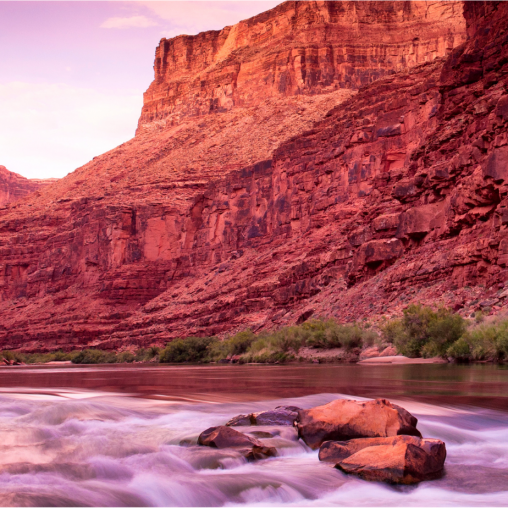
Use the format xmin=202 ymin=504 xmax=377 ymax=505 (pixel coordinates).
xmin=0 ymin=1 xmax=280 ymax=179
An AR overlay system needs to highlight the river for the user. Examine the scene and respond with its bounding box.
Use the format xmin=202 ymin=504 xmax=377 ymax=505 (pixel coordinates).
xmin=0 ymin=363 xmax=507 ymax=506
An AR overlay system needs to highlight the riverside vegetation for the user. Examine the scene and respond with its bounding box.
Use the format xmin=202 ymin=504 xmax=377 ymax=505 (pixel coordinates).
xmin=2 ymin=306 xmax=508 ymax=366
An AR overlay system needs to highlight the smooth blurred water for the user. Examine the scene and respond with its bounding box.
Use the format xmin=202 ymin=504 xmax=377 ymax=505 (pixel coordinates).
xmin=0 ymin=364 xmax=507 ymax=506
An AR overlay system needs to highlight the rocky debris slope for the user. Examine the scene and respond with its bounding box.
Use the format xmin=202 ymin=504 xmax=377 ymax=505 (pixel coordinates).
xmin=0 ymin=1 xmax=468 ymax=352
xmin=0 ymin=166 xmax=56 ymax=207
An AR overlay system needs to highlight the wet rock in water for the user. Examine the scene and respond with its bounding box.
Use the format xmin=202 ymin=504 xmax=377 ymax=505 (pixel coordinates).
xmin=296 ymin=398 xmax=421 ymax=450
xmin=332 ymin=435 xmax=446 ymax=484
xmin=226 ymin=405 xmax=302 ymax=427
xmin=198 ymin=425 xmax=277 ymax=461
xmin=226 ymin=414 xmax=253 ymax=426
xmin=248 ymin=431 xmax=275 ymax=439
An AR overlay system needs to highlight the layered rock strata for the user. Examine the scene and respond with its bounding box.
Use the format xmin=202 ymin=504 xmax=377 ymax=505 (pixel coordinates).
xmin=139 ymin=1 xmax=465 ymax=131
xmin=4 ymin=1 xmax=508 ymax=351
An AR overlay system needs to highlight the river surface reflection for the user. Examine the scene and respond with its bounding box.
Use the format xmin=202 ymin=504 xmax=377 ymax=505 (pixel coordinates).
xmin=1 ymin=364 xmax=507 ymax=506
xmin=1 ymin=363 xmax=507 ymax=409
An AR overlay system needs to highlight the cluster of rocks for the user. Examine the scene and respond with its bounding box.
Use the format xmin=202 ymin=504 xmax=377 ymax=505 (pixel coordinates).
xmin=197 ymin=398 xmax=446 ymax=485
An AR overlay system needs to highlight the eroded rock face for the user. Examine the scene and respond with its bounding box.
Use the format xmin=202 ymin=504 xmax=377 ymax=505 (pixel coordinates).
xmin=4 ymin=1 xmax=508 ymax=351
xmin=0 ymin=166 xmax=56 ymax=206
xmin=332 ymin=435 xmax=446 ymax=484
xmin=296 ymin=398 xmax=420 ymax=450
xmin=138 ymin=1 xmax=465 ymax=132
xmin=198 ymin=425 xmax=277 ymax=460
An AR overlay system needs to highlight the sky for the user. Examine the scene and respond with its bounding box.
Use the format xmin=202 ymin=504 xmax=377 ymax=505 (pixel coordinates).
xmin=0 ymin=1 xmax=280 ymax=179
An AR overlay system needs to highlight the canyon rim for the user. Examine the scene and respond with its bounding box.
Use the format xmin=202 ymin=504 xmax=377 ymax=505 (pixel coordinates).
xmin=1 ymin=0 xmax=507 ymax=353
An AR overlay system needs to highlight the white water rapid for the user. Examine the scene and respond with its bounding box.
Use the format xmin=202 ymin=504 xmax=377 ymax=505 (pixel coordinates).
xmin=0 ymin=390 xmax=507 ymax=507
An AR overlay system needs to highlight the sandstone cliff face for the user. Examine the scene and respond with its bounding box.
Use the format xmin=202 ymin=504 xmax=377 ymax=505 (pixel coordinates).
xmin=138 ymin=1 xmax=465 ymax=132
xmin=5 ymin=1 xmax=507 ymax=352
xmin=0 ymin=166 xmax=56 ymax=206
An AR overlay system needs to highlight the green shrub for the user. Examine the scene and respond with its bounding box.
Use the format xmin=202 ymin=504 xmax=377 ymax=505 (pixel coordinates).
xmin=242 ymin=350 xmax=290 ymax=364
xmin=225 ymin=330 xmax=257 ymax=356
xmin=159 ymin=336 xmax=218 ymax=363
xmin=134 ymin=346 xmax=160 ymax=362
xmin=448 ymin=317 xmax=508 ymax=361
xmin=384 ymin=304 xmax=466 ymax=358
xmin=71 ymin=349 xmax=117 ymax=364
xmin=117 ymin=351 xmax=135 ymax=363
xmin=304 ymin=320 xmax=377 ymax=350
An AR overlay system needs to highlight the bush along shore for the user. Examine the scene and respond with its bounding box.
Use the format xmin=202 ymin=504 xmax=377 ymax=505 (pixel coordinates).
xmin=2 ymin=305 xmax=508 ymax=366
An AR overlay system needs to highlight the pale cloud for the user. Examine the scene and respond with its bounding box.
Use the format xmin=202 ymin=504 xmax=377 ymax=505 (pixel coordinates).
xmin=0 ymin=82 xmax=142 ymax=179
xmin=101 ymin=15 xmax=158 ymax=29
xmin=141 ymin=1 xmax=280 ymax=38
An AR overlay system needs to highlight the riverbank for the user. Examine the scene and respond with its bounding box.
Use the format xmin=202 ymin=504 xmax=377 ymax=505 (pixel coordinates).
xmin=2 ymin=304 xmax=507 ymax=366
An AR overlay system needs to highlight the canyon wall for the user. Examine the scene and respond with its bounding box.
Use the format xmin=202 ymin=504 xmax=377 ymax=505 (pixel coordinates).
xmin=0 ymin=166 xmax=56 ymax=206
xmin=138 ymin=0 xmax=465 ymax=131
xmin=3 ymin=1 xmax=506 ymax=351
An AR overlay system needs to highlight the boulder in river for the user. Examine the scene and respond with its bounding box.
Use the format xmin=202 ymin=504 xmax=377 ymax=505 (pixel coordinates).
xmin=327 ymin=435 xmax=446 ymax=484
xmin=296 ymin=398 xmax=421 ymax=449
xmin=226 ymin=405 xmax=301 ymax=426
xmin=198 ymin=425 xmax=277 ymax=460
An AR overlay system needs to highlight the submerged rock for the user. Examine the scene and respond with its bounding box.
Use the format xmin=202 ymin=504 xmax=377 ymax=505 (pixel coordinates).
xmin=330 ymin=435 xmax=446 ymax=484
xmin=226 ymin=405 xmax=301 ymax=427
xmin=296 ymin=398 xmax=421 ymax=450
xmin=198 ymin=425 xmax=277 ymax=461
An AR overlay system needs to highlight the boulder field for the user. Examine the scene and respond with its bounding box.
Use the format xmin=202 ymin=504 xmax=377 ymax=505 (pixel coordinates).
xmin=1 ymin=1 xmax=508 ymax=351
xmin=198 ymin=398 xmax=446 ymax=484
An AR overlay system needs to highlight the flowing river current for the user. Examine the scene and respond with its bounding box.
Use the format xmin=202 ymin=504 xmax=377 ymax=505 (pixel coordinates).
xmin=1 ymin=364 xmax=507 ymax=507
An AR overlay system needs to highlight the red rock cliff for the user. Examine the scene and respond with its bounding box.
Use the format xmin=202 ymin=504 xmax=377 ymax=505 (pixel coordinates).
xmin=0 ymin=166 xmax=56 ymax=206
xmin=6 ymin=1 xmax=506 ymax=352
xmin=138 ymin=1 xmax=465 ymax=132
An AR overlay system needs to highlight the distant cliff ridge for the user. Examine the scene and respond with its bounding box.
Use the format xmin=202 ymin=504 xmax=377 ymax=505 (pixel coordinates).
xmin=138 ymin=0 xmax=465 ymax=132
xmin=0 ymin=165 xmax=57 ymax=206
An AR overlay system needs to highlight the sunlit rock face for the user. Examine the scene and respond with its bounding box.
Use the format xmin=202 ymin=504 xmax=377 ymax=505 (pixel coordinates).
xmin=137 ymin=0 xmax=465 ymax=132
xmin=6 ymin=1 xmax=508 ymax=352
xmin=0 ymin=166 xmax=56 ymax=206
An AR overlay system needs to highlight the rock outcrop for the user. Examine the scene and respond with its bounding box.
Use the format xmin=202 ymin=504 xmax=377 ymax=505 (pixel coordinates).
xmin=0 ymin=166 xmax=56 ymax=207
xmin=296 ymin=398 xmax=420 ymax=450
xmin=138 ymin=1 xmax=465 ymax=132
xmin=198 ymin=425 xmax=277 ymax=460
xmin=3 ymin=1 xmax=508 ymax=351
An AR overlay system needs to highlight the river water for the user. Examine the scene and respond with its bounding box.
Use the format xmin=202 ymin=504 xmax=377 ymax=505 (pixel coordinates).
xmin=0 ymin=364 xmax=507 ymax=506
